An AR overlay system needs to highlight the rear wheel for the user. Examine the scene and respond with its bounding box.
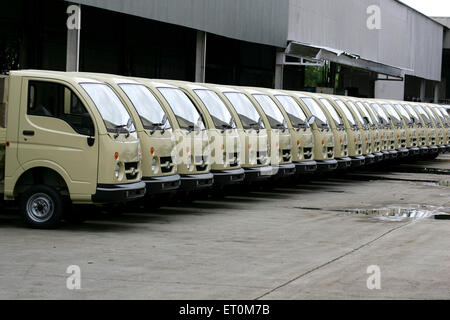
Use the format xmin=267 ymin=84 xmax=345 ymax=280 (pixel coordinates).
xmin=20 ymin=185 xmax=63 ymax=229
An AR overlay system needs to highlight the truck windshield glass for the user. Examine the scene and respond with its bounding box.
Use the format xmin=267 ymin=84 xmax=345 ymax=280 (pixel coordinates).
xmin=414 ymin=105 xmax=431 ymax=124
xmin=158 ymin=87 xmax=205 ymax=131
xmin=81 ymin=83 xmax=135 ymax=134
xmin=403 ymin=104 xmax=422 ymax=124
xmin=224 ymin=92 xmax=264 ymax=130
xmin=335 ymin=99 xmax=356 ymax=126
xmin=393 ymin=104 xmax=411 ymax=122
xmin=252 ymin=94 xmax=287 ymax=129
xmin=194 ymin=89 xmax=236 ymax=129
xmin=297 ymin=96 xmax=328 ymax=128
xmin=346 ymin=101 xmax=365 ymax=124
xmin=381 ymin=103 xmax=402 ymax=124
xmin=362 ymin=102 xmax=380 ymax=124
xmin=437 ymin=107 xmax=449 ymax=124
xmin=275 ymin=95 xmax=308 ymax=128
xmin=355 ymin=101 xmax=374 ymax=125
xmin=119 ymin=84 xmax=171 ymax=131
xmin=370 ymin=103 xmax=390 ymax=125
xmin=320 ymin=98 xmax=344 ymax=127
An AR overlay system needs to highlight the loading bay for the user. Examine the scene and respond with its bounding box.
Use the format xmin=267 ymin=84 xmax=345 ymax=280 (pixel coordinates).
xmin=0 ymin=155 xmax=449 ymax=299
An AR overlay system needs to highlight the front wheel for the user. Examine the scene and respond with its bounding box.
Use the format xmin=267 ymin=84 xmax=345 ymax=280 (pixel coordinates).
xmin=20 ymin=185 xmax=64 ymax=229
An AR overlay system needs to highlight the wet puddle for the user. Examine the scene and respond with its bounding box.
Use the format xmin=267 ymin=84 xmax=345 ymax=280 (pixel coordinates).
xmin=296 ymin=205 xmax=450 ymax=221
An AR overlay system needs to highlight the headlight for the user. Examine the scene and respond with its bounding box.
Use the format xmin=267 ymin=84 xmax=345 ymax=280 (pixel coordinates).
xmin=152 ymin=158 xmax=158 ymax=173
xmin=114 ymin=164 xmax=120 ymax=179
xmin=186 ymin=156 xmax=192 ymax=170
xmin=223 ymin=153 xmax=227 ymax=166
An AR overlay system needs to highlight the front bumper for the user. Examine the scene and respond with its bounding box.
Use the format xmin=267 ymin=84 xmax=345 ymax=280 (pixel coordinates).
xmin=180 ymin=173 xmax=214 ymax=191
xmin=429 ymin=145 xmax=439 ymax=154
xmin=446 ymin=145 xmax=450 ymax=153
xmin=407 ymin=147 xmax=421 ymax=156
xmin=142 ymin=174 xmax=181 ymax=194
xmin=373 ymin=152 xmax=384 ymax=162
xmin=419 ymin=146 xmax=429 ymax=155
xmin=272 ymin=163 xmax=296 ymax=178
xmin=212 ymin=168 xmax=245 ymax=186
xmin=294 ymin=160 xmax=318 ymax=174
xmin=316 ymin=159 xmax=338 ymax=172
xmin=336 ymin=157 xmax=352 ymax=169
xmin=438 ymin=145 xmax=447 ymax=153
xmin=364 ymin=154 xmax=376 ymax=165
xmin=396 ymin=148 xmax=409 ymax=158
xmin=350 ymin=155 xmax=365 ymax=167
xmin=244 ymin=165 xmax=274 ymax=182
xmin=92 ymin=181 xmax=146 ymax=203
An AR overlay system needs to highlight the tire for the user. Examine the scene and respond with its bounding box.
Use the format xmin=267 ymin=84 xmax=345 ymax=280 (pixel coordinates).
xmin=20 ymin=185 xmax=63 ymax=229
xmin=64 ymin=205 xmax=89 ymax=224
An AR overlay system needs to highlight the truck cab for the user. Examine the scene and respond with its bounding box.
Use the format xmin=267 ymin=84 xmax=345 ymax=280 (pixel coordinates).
xmin=432 ymin=105 xmax=450 ymax=152
xmin=81 ymin=74 xmax=181 ymax=196
xmin=1 ymin=70 xmax=146 ymax=228
xmin=390 ymin=102 xmax=421 ymax=157
xmin=240 ymin=87 xmax=297 ymax=179
xmin=289 ymin=92 xmax=338 ymax=172
xmin=263 ymin=89 xmax=317 ymax=175
xmin=422 ymin=104 xmax=446 ymax=154
xmin=163 ymin=80 xmax=245 ymax=187
xmin=411 ymin=103 xmax=439 ymax=157
xmin=135 ymin=79 xmax=214 ymax=192
xmin=207 ymin=85 xmax=274 ymax=182
xmin=378 ymin=100 xmax=409 ymax=158
xmin=306 ymin=93 xmax=352 ymax=170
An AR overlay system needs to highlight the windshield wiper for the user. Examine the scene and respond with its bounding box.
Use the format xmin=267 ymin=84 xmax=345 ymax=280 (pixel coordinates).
xmin=113 ymin=124 xmax=129 ymax=139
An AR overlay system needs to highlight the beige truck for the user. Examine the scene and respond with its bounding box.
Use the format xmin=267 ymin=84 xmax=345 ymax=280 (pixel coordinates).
xmin=77 ymin=73 xmax=181 ymax=196
xmin=0 ymin=71 xmax=146 ymax=228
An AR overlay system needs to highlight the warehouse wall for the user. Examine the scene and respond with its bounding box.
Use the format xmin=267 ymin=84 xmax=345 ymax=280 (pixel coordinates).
xmin=64 ymin=0 xmax=289 ymax=48
xmin=288 ymin=0 xmax=444 ymax=81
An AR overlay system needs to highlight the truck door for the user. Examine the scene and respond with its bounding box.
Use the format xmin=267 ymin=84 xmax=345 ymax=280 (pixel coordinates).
xmin=17 ymin=78 xmax=99 ymax=196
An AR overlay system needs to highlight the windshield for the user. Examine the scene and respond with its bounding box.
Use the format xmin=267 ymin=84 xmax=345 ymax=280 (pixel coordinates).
xmin=414 ymin=105 xmax=431 ymax=124
xmin=403 ymin=104 xmax=422 ymax=124
xmin=224 ymin=92 xmax=264 ymax=130
xmin=320 ymin=98 xmax=344 ymax=126
xmin=335 ymin=99 xmax=356 ymax=126
xmin=194 ymin=89 xmax=236 ymax=130
xmin=158 ymin=87 xmax=205 ymax=131
xmin=424 ymin=106 xmax=438 ymax=122
xmin=381 ymin=103 xmax=402 ymax=124
xmin=275 ymin=95 xmax=308 ymax=128
xmin=297 ymin=96 xmax=328 ymax=127
xmin=362 ymin=102 xmax=380 ymax=125
xmin=393 ymin=104 xmax=411 ymax=122
xmin=346 ymin=100 xmax=365 ymax=125
xmin=437 ymin=107 xmax=449 ymax=124
xmin=253 ymin=94 xmax=287 ymax=129
xmin=119 ymin=84 xmax=170 ymax=131
xmin=355 ymin=101 xmax=374 ymax=125
xmin=81 ymin=83 xmax=135 ymax=134
xmin=370 ymin=103 xmax=390 ymax=125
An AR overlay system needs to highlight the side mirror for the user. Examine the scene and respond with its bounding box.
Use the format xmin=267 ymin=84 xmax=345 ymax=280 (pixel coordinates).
xmin=81 ymin=113 xmax=95 ymax=137
xmin=307 ymin=116 xmax=316 ymax=126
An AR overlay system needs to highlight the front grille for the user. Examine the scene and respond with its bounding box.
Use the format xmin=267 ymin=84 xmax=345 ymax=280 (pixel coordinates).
xmin=160 ymin=156 xmax=174 ymax=173
xmin=327 ymin=147 xmax=334 ymax=158
xmin=229 ymin=152 xmax=239 ymax=167
xmin=282 ymin=149 xmax=291 ymax=162
xmin=195 ymin=155 xmax=208 ymax=172
xmin=124 ymin=162 xmax=138 ymax=171
xmin=257 ymin=151 xmax=267 ymax=165
xmin=303 ymin=147 xmax=312 ymax=160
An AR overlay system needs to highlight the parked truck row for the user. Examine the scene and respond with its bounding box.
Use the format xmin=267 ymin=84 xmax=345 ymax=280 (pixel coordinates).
xmin=1 ymin=70 xmax=449 ymax=228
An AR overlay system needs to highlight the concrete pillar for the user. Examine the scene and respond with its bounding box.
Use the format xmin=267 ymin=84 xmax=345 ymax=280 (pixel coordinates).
xmin=274 ymin=51 xmax=284 ymax=89
xmin=66 ymin=4 xmax=81 ymax=72
xmin=195 ymin=31 xmax=207 ymax=83
xmin=434 ymin=82 xmax=439 ymax=103
xmin=420 ymin=79 xmax=426 ymax=102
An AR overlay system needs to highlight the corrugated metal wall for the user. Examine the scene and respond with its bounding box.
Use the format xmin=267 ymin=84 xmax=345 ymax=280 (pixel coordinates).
xmin=65 ymin=0 xmax=289 ymax=47
xmin=288 ymin=0 xmax=443 ymax=81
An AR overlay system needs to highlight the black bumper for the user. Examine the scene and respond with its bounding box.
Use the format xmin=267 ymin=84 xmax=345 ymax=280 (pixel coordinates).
xmin=295 ymin=160 xmax=318 ymax=174
xmin=373 ymin=152 xmax=384 ymax=162
xmin=212 ymin=168 xmax=245 ymax=186
xmin=396 ymin=148 xmax=409 ymax=158
xmin=446 ymin=145 xmax=450 ymax=153
xmin=438 ymin=145 xmax=446 ymax=153
xmin=350 ymin=155 xmax=365 ymax=167
xmin=272 ymin=163 xmax=296 ymax=178
xmin=92 ymin=181 xmax=146 ymax=203
xmin=429 ymin=145 xmax=439 ymax=154
xmin=180 ymin=173 xmax=214 ymax=191
xmin=407 ymin=147 xmax=421 ymax=156
xmin=142 ymin=174 xmax=181 ymax=194
xmin=244 ymin=166 xmax=274 ymax=182
xmin=364 ymin=154 xmax=376 ymax=164
xmin=419 ymin=146 xmax=429 ymax=154
xmin=316 ymin=159 xmax=338 ymax=172
xmin=336 ymin=157 xmax=352 ymax=169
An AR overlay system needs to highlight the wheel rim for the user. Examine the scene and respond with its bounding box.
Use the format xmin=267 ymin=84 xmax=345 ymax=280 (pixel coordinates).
xmin=26 ymin=193 xmax=54 ymax=223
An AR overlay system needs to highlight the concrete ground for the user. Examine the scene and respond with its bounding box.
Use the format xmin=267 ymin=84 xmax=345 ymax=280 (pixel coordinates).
xmin=0 ymin=154 xmax=449 ymax=299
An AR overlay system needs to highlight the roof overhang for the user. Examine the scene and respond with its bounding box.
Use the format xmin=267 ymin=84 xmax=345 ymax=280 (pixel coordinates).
xmin=284 ymin=41 xmax=411 ymax=78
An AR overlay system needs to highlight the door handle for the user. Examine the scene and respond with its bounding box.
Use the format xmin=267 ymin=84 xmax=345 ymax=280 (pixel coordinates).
xmin=23 ymin=130 xmax=35 ymax=136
